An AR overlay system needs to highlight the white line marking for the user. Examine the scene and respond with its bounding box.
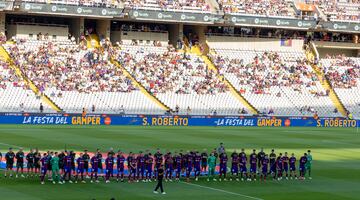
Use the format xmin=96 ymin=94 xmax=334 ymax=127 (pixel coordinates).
xmin=0 ymin=142 xmax=23 ymax=148
xmin=181 ymin=181 xmax=264 ymax=200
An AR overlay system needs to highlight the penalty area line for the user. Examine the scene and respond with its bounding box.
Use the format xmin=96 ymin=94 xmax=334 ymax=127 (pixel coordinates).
xmin=180 ymin=181 xmax=264 ymax=200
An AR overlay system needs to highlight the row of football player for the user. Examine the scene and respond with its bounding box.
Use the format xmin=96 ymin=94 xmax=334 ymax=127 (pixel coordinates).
xmin=0 ymin=148 xmax=313 ymax=184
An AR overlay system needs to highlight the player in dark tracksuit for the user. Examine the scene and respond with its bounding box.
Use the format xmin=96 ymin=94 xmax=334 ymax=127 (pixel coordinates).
xmin=82 ymin=150 xmax=90 ymax=178
xmin=26 ymin=149 xmax=35 ymax=177
xmin=15 ymin=148 xmax=25 ymax=178
xmin=58 ymin=151 xmax=65 ymax=173
xmin=34 ymin=151 xmax=41 ymax=175
xmin=116 ymin=151 xmax=126 ymax=182
xmin=201 ymin=150 xmax=208 ymax=173
xmin=5 ymin=148 xmax=15 ymax=178
xmin=269 ymin=149 xmax=277 ymax=179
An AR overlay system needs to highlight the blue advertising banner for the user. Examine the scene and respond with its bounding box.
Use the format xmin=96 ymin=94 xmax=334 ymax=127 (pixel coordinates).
xmin=0 ymin=113 xmax=358 ymax=128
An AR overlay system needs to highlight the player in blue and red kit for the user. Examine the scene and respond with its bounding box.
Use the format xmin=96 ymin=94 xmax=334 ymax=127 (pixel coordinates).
xmin=231 ymin=151 xmax=240 ymax=181
xmin=137 ymin=152 xmax=146 ymax=182
xmin=249 ymin=151 xmax=257 ymax=181
xmin=282 ymin=152 xmax=290 ymax=180
xmin=105 ymin=153 xmax=114 ymax=183
xmin=289 ymin=153 xmax=297 ymax=179
xmin=219 ymin=153 xmax=228 ymax=181
xmin=165 ymin=152 xmax=174 ymax=181
xmin=185 ymin=151 xmax=193 ymax=182
xmin=276 ymin=153 xmax=283 ymax=180
xmin=145 ymin=153 xmax=154 ymax=182
xmin=76 ymin=153 xmax=86 ymax=183
xmin=260 ymin=155 xmax=269 ymax=182
xmin=174 ymin=152 xmax=182 ymax=181
xmin=40 ymin=153 xmax=48 ymax=184
xmin=239 ymin=149 xmax=248 ymax=181
xmin=116 ymin=151 xmax=126 ymax=182
xmin=90 ymin=154 xmax=99 ymax=183
xmin=154 ymin=149 xmax=163 ymax=179
xmin=128 ymin=152 xmax=137 ymax=182
xmin=194 ymin=152 xmax=202 ymax=181
xmin=62 ymin=151 xmax=73 ymax=183
xmin=299 ymin=153 xmax=308 ymax=180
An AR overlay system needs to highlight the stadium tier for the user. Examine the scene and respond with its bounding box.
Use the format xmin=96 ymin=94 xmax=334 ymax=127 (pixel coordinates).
xmin=0 ymin=0 xmax=359 ymax=118
xmin=207 ymin=36 xmax=342 ymax=117
xmin=320 ymin=56 xmax=360 ymax=118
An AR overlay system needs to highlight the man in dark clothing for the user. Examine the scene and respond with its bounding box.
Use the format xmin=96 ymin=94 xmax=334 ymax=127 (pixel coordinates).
xmin=153 ymin=165 xmax=166 ymax=195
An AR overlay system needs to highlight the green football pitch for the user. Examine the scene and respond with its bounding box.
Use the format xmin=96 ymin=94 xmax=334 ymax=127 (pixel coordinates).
xmin=0 ymin=125 xmax=359 ymax=200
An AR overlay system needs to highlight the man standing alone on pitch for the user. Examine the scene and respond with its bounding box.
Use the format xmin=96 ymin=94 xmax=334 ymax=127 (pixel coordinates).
xmin=153 ymin=164 xmax=166 ymax=195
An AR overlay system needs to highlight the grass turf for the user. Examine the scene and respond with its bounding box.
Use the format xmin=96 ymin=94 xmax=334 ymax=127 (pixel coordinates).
xmin=0 ymin=125 xmax=359 ymax=200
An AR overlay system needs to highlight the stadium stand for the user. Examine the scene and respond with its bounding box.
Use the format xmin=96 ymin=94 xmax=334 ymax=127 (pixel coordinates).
xmin=22 ymin=0 xmax=123 ymax=8
xmin=320 ymin=55 xmax=360 ymax=118
xmin=0 ymin=60 xmax=52 ymax=113
xmin=115 ymin=43 xmax=250 ymax=115
xmin=123 ymin=0 xmax=211 ymax=12
xmin=3 ymin=38 xmax=165 ymax=114
xmin=217 ymin=0 xmax=297 ymax=17
xmin=316 ymin=0 xmax=360 ymax=22
xmin=207 ymin=36 xmax=342 ymax=117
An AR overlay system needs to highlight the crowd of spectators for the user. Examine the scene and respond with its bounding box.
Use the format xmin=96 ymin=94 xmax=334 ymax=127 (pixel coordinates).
xmin=316 ymin=0 xmax=360 ymax=22
xmin=124 ymin=0 xmax=211 ymax=12
xmin=116 ymin=44 xmax=228 ymax=95
xmin=4 ymin=38 xmax=136 ymax=95
xmin=217 ymin=0 xmax=295 ymax=17
xmin=321 ymin=54 xmax=360 ymax=89
xmin=112 ymin=23 xmax=167 ymax=33
xmin=0 ymin=61 xmax=24 ymax=90
xmin=22 ymin=0 xmax=123 ymax=8
xmin=211 ymin=51 xmax=319 ymax=95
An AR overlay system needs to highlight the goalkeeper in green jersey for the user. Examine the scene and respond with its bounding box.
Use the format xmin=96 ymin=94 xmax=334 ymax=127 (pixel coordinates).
xmin=305 ymin=150 xmax=312 ymax=179
xmin=51 ymin=152 xmax=63 ymax=184
xmin=207 ymin=153 xmax=217 ymax=181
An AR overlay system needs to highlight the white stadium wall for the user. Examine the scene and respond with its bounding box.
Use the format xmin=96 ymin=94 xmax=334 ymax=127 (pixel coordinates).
xmin=206 ymin=35 xmax=304 ymax=51
xmin=111 ymin=30 xmax=169 ymax=46
xmin=7 ymin=24 xmax=69 ymax=40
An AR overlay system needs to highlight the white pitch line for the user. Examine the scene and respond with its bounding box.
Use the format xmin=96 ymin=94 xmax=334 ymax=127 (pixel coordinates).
xmin=181 ymin=181 xmax=264 ymax=200
xmin=0 ymin=142 xmax=23 ymax=149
